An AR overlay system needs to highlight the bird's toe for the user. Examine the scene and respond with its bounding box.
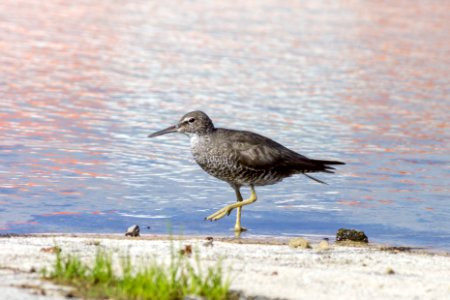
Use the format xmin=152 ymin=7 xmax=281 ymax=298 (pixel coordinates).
xmin=205 ymin=206 xmax=232 ymax=221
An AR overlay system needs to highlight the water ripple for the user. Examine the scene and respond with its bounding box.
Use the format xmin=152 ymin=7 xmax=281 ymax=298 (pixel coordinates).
xmin=0 ymin=0 xmax=449 ymax=249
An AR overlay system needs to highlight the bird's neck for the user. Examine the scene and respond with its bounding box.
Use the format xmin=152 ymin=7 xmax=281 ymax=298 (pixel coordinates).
xmin=189 ymin=133 xmax=200 ymax=146
xmin=189 ymin=131 xmax=213 ymax=150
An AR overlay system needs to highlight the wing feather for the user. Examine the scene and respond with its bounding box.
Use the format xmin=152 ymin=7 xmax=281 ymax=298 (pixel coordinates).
xmin=215 ymin=129 xmax=321 ymax=172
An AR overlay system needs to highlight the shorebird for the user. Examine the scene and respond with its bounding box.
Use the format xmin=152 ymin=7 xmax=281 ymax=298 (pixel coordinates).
xmin=149 ymin=111 xmax=344 ymax=233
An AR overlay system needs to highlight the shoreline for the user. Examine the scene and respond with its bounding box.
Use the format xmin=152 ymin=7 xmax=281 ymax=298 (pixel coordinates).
xmin=3 ymin=232 xmax=449 ymax=255
xmin=1 ymin=234 xmax=450 ymax=299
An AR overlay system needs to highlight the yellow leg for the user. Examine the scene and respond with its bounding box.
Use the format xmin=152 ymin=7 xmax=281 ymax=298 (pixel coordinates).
xmin=234 ymin=189 xmax=247 ymax=233
xmin=206 ymin=185 xmax=257 ymax=226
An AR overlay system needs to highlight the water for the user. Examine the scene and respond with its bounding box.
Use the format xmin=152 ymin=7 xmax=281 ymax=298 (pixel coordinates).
xmin=1 ymin=0 xmax=449 ymax=249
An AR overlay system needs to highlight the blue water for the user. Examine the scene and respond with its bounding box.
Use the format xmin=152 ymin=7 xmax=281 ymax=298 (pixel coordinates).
xmin=1 ymin=0 xmax=449 ymax=249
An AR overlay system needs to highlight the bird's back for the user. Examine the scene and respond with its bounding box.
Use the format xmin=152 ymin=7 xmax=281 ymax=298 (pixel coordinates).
xmin=190 ymin=128 xmax=343 ymax=186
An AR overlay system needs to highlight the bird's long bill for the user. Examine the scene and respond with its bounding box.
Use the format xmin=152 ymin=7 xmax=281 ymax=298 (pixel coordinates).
xmin=148 ymin=125 xmax=177 ymax=138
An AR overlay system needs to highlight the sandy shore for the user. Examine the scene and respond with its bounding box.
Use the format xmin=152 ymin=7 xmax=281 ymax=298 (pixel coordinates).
xmin=0 ymin=234 xmax=449 ymax=300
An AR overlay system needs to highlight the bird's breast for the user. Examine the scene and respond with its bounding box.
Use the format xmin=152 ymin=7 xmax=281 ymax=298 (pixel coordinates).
xmin=189 ymin=134 xmax=209 ymax=163
xmin=190 ymin=135 xmax=224 ymax=171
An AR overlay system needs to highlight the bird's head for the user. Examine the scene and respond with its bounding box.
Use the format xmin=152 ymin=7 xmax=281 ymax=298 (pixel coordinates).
xmin=148 ymin=111 xmax=215 ymax=138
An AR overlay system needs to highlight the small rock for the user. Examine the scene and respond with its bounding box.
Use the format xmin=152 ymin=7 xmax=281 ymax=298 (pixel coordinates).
xmin=65 ymin=291 xmax=75 ymax=298
xmin=125 ymin=225 xmax=140 ymax=237
xmin=86 ymin=240 xmax=101 ymax=246
xmin=380 ymin=246 xmax=412 ymax=253
xmin=336 ymin=228 xmax=368 ymax=243
xmin=386 ymin=267 xmax=395 ymax=275
xmin=203 ymin=236 xmax=213 ymax=247
xmin=318 ymin=239 xmax=330 ymax=250
xmin=288 ymin=237 xmax=311 ymax=249
xmin=40 ymin=246 xmax=61 ymax=254
xmin=180 ymin=244 xmax=193 ymax=256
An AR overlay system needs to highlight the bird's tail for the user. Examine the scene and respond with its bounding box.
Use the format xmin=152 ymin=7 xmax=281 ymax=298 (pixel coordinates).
xmin=301 ymin=159 xmax=345 ymax=184
xmin=310 ymin=159 xmax=345 ymax=174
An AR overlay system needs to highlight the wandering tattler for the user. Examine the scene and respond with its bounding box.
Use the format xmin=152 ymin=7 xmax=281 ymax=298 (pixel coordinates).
xmin=149 ymin=111 xmax=344 ymax=233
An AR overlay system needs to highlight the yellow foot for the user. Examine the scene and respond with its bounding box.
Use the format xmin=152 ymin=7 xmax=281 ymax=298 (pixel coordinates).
xmin=234 ymin=226 xmax=247 ymax=233
xmin=205 ymin=205 xmax=234 ymax=221
xmin=234 ymin=228 xmax=247 ymax=238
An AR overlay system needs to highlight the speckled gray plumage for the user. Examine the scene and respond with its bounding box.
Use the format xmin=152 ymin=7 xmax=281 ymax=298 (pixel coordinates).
xmin=149 ymin=110 xmax=345 ymax=231
xmin=182 ymin=111 xmax=344 ymax=188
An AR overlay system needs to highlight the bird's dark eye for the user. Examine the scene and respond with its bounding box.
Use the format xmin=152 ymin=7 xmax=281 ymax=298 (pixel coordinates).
xmin=188 ymin=118 xmax=196 ymax=123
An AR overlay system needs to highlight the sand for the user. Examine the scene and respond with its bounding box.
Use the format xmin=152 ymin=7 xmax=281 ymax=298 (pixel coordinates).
xmin=0 ymin=234 xmax=449 ymax=300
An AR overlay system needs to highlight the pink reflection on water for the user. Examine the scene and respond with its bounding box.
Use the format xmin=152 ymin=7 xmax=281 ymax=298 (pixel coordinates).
xmin=42 ymin=211 xmax=80 ymax=217
xmin=0 ymin=0 xmax=448 ymax=244
xmin=335 ymin=1 xmax=449 ymax=157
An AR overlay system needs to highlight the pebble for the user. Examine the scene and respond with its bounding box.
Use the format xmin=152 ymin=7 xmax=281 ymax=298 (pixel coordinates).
xmin=318 ymin=240 xmax=330 ymax=251
xmin=288 ymin=237 xmax=311 ymax=249
xmin=125 ymin=225 xmax=140 ymax=237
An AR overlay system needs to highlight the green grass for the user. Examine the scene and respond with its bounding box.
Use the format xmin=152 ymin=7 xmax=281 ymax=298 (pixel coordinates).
xmin=41 ymin=245 xmax=230 ymax=300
